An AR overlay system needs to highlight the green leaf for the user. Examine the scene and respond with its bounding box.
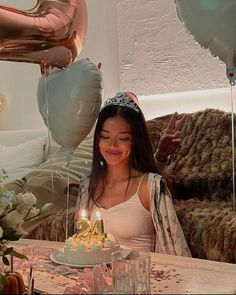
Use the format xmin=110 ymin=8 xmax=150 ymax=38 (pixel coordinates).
xmin=39 ymin=203 xmax=54 ymax=215
xmin=7 ymin=233 xmax=22 ymax=241
xmin=3 ymin=247 xmax=13 ymax=255
xmin=2 ymin=228 xmax=22 ymax=241
xmin=0 ymin=244 xmax=5 ymax=252
xmin=3 ymin=256 xmax=9 ymax=266
xmin=10 ymin=249 xmax=28 ymax=260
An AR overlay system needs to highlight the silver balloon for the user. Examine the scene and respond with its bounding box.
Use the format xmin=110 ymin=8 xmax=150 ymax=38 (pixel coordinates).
xmin=37 ymin=59 xmax=103 ymax=150
xmin=175 ymin=0 xmax=236 ymax=83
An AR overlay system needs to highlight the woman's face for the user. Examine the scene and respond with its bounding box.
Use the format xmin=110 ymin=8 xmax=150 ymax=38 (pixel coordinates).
xmin=99 ymin=116 xmax=133 ymax=167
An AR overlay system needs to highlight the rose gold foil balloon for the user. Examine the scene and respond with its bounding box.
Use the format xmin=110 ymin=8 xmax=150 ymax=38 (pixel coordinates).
xmin=0 ymin=0 xmax=87 ymax=74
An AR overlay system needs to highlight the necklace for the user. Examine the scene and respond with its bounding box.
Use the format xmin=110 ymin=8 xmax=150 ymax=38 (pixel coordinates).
xmin=105 ymin=170 xmax=140 ymax=192
xmin=106 ymin=176 xmax=129 ymax=191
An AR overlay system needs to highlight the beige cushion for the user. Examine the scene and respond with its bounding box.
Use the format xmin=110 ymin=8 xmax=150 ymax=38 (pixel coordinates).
xmin=0 ymin=136 xmax=48 ymax=182
xmin=4 ymin=134 xmax=94 ymax=238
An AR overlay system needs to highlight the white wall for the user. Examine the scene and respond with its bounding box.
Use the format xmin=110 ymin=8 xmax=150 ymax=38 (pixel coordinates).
xmin=81 ymin=0 xmax=120 ymax=99
xmin=0 ymin=0 xmax=233 ymax=131
xmin=118 ymin=0 xmax=229 ymax=95
xmin=138 ymin=87 xmax=235 ymax=121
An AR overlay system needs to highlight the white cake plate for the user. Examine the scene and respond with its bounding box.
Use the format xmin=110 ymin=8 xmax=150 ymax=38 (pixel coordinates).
xmin=50 ymin=249 xmax=96 ymax=268
xmin=50 ymin=246 xmax=131 ymax=268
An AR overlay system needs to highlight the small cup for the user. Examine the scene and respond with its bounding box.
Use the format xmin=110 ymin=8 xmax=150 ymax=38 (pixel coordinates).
xmin=93 ymin=262 xmax=113 ymax=294
xmin=112 ymin=250 xmax=151 ymax=294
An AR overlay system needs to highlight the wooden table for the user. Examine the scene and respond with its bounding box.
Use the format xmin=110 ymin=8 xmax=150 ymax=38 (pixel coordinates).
xmin=150 ymin=252 xmax=236 ymax=294
xmin=11 ymin=239 xmax=236 ymax=294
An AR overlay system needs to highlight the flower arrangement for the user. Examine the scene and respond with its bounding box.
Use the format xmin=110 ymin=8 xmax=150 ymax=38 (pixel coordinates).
xmin=0 ymin=168 xmax=53 ymax=291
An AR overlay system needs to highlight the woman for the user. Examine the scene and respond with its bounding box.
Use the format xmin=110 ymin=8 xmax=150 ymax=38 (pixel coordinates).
xmin=76 ymin=91 xmax=191 ymax=257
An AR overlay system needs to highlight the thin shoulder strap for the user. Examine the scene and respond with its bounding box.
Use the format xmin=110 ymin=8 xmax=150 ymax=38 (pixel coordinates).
xmin=136 ymin=173 xmax=147 ymax=195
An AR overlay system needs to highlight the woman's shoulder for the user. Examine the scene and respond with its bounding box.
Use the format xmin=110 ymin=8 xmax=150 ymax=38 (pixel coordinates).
xmin=145 ymin=173 xmax=163 ymax=195
xmin=135 ymin=171 xmax=161 ymax=179
xmin=138 ymin=172 xmax=162 ymax=191
xmin=138 ymin=172 xmax=161 ymax=210
xmin=136 ymin=172 xmax=161 ymax=188
xmin=147 ymin=172 xmax=162 ymax=182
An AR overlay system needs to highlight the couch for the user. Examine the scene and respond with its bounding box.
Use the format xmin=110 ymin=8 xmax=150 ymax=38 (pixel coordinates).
xmin=4 ymin=108 xmax=236 ymax=263
xmin=147 ymin=108 xmax=236 ymax=263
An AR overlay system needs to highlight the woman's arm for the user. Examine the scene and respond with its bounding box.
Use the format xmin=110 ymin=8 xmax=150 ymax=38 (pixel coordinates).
xmin=149 ymin=173 xmax=191 ymax=257
xmin=154 ymin=113 xmax=188 ymax=173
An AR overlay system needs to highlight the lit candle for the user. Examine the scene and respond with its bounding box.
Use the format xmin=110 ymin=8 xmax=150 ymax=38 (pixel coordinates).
xmin=76 ymin=209 xmax=91 ymax=237
xmin=91 ymin=211 xmax=105 ymax=236
xmin=80 ymin=209 xmax=88 ymax=219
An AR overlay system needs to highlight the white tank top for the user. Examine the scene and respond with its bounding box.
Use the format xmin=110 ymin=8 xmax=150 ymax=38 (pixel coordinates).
xmin=91 ymin=174 xmax=156 ymax=252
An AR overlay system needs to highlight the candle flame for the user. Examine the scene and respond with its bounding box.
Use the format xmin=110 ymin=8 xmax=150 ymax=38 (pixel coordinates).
xmin=96 ymin=211 xmax=101 ymax=219
xmin=81 ymin=209 xmax=87 ymax=218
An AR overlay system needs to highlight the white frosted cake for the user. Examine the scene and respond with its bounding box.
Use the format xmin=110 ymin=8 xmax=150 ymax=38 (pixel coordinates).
xmin=64 ymin=233 xmax=120 ymax=265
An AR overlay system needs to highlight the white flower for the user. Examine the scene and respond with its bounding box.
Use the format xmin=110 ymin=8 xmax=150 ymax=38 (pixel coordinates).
xmin=21 ymin=192 xmax=37 ymax=206
xmin=0 ymin=170 xmax=54 ymax=245
xmin=13 ymin=192 xmax=24 ymax=204
xmin=15 ymin=192 xmax=37 ymax=215
xmin=2 ymin=210 xmax=24 ymax=230
xmin=26 ymin=207 xmax=40 ymax=219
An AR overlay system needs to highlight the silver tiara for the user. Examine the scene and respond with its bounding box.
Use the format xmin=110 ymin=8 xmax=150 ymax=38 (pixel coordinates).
xmin=102 ymin=92 xmax=140 ymax=113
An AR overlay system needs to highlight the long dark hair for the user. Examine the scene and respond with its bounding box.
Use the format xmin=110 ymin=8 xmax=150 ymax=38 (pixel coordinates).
xmin=88 ymin=103 xmax=158 ymax=206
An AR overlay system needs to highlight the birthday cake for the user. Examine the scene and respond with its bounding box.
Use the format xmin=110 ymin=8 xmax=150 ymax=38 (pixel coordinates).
xmin=64 ymin=233 xmax=120 ymax=266
xmin=64 ymin=210 xmax=120 ymax=266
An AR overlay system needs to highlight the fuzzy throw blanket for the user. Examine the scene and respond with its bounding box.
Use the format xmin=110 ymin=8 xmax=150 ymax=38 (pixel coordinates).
xmin=147 ymin=108 xmax=236 ymax=263
xmin=148 ymin=108 xmax=235 ymax=202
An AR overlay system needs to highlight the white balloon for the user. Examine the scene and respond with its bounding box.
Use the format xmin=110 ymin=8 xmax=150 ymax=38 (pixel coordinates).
xmin=37 ymin=59 xmax=103 ymax=150
xmin=175 ymin=0 xmax=236 ymax=73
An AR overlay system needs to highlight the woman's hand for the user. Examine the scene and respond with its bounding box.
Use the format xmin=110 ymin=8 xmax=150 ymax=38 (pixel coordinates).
xmin=155 ymin=112 xmax=188 ymax=161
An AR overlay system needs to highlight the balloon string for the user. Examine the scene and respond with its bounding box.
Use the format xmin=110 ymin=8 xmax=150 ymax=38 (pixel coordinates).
xmin=42 ymin=69 xmax=55 ymax=203
xmin=66 ymin=149 xmax=74 ymax=166
xmin=230 ymin=85 xmax=236 ymax=212
xmin=66 ymin=165 xmax=70 ymax=240
xmin=65 ymin=149 xmax=75 ymax=239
